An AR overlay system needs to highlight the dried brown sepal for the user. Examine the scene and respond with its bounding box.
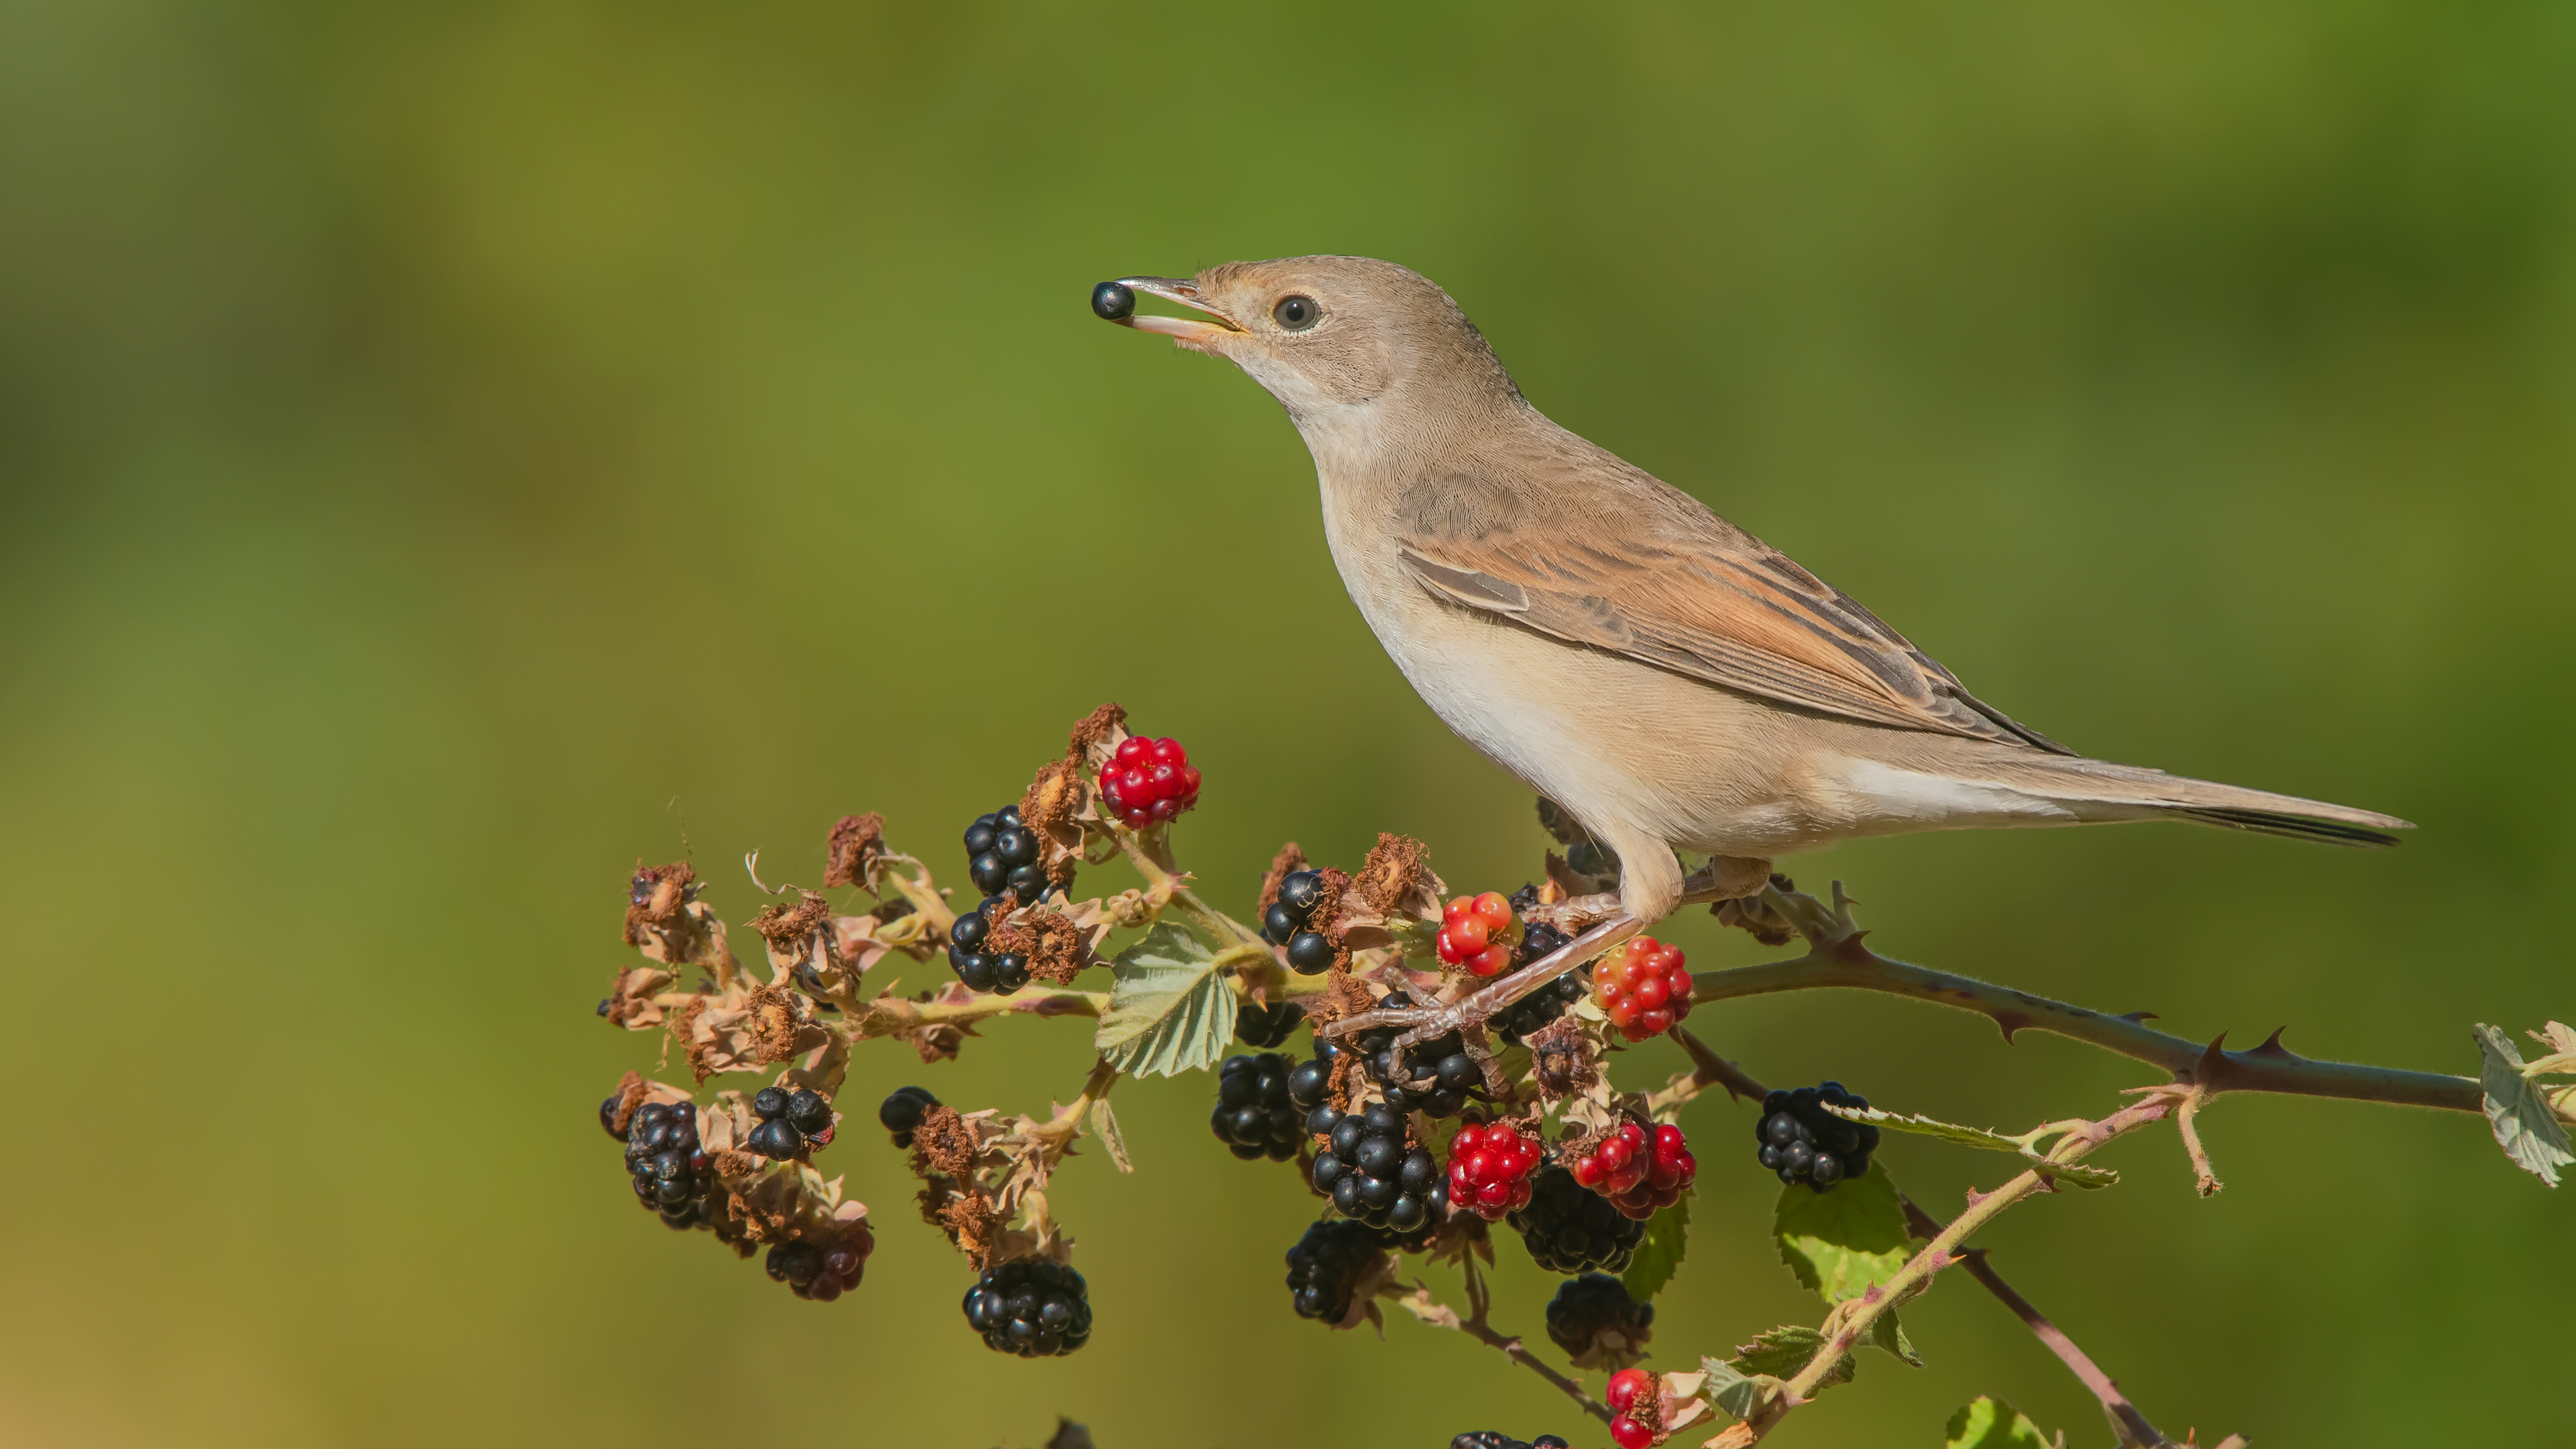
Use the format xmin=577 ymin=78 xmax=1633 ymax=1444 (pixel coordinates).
xmin=1254 ymin=842 xmax=1309 ymax=922
xmin=1352 ymin=833 xmax=1444 ymax=921
xmin=1560 ymin=1302 xmax=1655 ymax=1372
xmin=1327 ymin=1246 xmax=1402 ymax=1333
xmin=1065 ymin=702 xmax=1127 ymax=767
xmin=680 ymin=984 xmax=832 ymax=1081
xmin=604 ymin=1070 xmax=649 ymax=1135
xmin=991 ymin=907 xmax=1091 ymax=986
xmin=621 ymin=861 xmax=740 ymax=982
xmin=1018 ymin=759 xmax=1090 ymax=889
xmin=1712 ymin=873 xmax=1799 ymax=947
xmin=750 ymin=890 xmax=833 ymax=955
xmin=604 ymin=963 xmax=678 ymax=1028
xmin=1528 ymin=1017 xmax=1601 ymax=1102
xmin=743 ymin=983 xmax=810 ymax=1065
xmin=706 ymin=1153 xmax=872 ymax=1250
xmin=823 ymin=812 xmax=887 ymax=890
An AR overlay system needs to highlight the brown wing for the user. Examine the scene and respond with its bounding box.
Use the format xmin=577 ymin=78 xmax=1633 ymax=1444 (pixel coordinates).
xmin=1395 ymin=525 xmax=2071 ymax=753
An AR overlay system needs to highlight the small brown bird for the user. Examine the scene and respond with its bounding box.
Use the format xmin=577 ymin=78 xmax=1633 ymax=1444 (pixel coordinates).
xmin=1093 ymin=259 xmax=2409 ymax=931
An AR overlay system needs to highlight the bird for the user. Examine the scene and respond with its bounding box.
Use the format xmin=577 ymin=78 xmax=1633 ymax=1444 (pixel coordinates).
xmin=1090 ymin=259 xmax=2410 ymax=933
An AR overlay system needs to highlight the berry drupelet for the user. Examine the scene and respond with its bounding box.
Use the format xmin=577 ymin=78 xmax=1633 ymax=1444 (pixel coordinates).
xmin=1606 ymin=1368 xmax=1660 ymax=1449
xmin=1437 ymin=891 xmax=1521 ymax=977
xmin=1353 ymin=991 xmax=1477 ymax=1119
xmin=1098 ymin=735 xmax=1200 ymax=829
xmin=1508 ymin=1165 xmax=1649 ymax=1275
xmin=1235 ymin=999 xmax=1305 ymax=1049
xmin=1306 ymin=1099 xmax=1447 ymax=1236
xmin=1261 ymin=868 xmax=1336 ymax=975
xmin=1284 ymin=1218 xmax=1381 ymax=1324
xmin=745 ymin=1085 xmax=835 ymax=1161
xmin=1446 ymin=1122 xmax=1540 ymax=1220
xmin=763 ymin=1236 xmax=870 ymax=1301
xmin=1211 ymin=1053 xmax=1305 ymax=1161
xmin=963 ymin=803 xmax=1060 ymax=910
xmin=946 ymin=896 xmax=1030 ymax=995
xmin=1493 ymin=892 xmax=1582 ymax=1044
xmin=879 ymin=1085 xmax=938 ymax=1148
xmin=1755 ymin=1081 xmax=1880 ymax=1190
xmin=962 ymin=1258 xmax=1092 ymax=1356
xmin=1544 ymin=1272 xmax=1656 ymax=1369
xmin=617 ymin=1099 xmax=712 ymax=1231
xmin=1450 ymin=1436 xmax=1572 ymax=1449
xmin=1591 ymin=934 xmax=1694 ymax=1042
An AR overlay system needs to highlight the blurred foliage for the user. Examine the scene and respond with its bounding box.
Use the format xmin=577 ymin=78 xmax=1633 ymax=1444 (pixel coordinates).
xmin=1 ymin=1 xmax=2569 ymax=1446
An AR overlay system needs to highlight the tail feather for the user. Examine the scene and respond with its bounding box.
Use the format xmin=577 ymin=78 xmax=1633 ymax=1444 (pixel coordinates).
xmin=1941 ymin=748 xmax=2414 ymax=848
xmin=2163 ymin=806 xmax=2403 ymax=849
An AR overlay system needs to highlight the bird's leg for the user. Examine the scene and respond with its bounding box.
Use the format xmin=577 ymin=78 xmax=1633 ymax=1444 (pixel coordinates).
xmin=1319 ymin=915 xmax=1646 ymax=1054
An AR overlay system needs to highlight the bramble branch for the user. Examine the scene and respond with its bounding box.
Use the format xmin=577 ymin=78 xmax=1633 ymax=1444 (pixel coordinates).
xmin=1695 ymin=883 xmax=2482 ymax=1115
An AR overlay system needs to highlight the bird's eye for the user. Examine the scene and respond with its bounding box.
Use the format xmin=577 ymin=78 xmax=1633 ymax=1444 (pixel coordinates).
xmin=1273 ymin=294 xmax=1320 ymax=331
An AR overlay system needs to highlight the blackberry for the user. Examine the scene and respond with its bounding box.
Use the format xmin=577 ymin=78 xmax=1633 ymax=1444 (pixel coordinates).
xmin=619 ymin=1099 xmax=713 ymax=1231
xmin=1755 ymin=1081 xmax=1880 ymax=1191
xmin=879 ymin=1085 xmax=938 ymax=1148
xmin=1492 ymin=900 xmax=1582 ymax=1045
xmin=962 ymin=803 xmax=1063 ymax=915
xmin=1210 ymin=1053 xmax=1305 ymax=1161
xmin=1305 ymin=1098 xmax=1446 ymax=1236
xmin=744 ymin=1082 xmax=833 ymax=1161
xmin=1284 ymin=1218 xmax=1380 ymax=1323
xmin=1352 ymin=991 xmax=1477 ymax=1119
xmin=1544 ymin=1272 xmax=1655 ymax=1368
xmin=947 ymin=895 xmax=1034 ymax=995
xmin=1236 ymin=999 xmax=1305 ymax=1049
xmin=1507 ymin=1166 xmax=1647 ymax=1275
xmin=1451 ymin=1436 xmax=1572 ymax=1449
xmin=1262 ymin=869 xmax=1336 ymax=975
xmin=763 ymin=1236 xmax=870 ymax=1301
xmin=961 ymin=1258 xmax=1091 ymax=1356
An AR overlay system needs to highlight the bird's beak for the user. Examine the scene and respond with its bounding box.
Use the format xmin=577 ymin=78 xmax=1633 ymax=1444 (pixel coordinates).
xmin=1102 ymin=276 xmax=1244 ymax=349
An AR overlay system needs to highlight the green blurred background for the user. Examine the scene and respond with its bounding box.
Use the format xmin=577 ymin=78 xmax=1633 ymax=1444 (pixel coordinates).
xmin=2 ymin=1 xmax=2569 ymax=1444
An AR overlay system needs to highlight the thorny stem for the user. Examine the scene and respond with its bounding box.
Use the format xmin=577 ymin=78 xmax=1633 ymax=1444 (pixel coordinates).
xmin=2173 ymin=1083 xmax=2224 ymax=1197
xmin=1896 ymin=1195 xmax=2177 ymax=1449
xmin=1661 ymin=1022 xmax=1770 ymax=1106
xmin=1742 ymin=1095 xmax=2179 ymax=1444
xmin=1440 ymin=1255 xmax=1617 ymax=1428
xmin=1110 ymin=819 xmax=1274 ymax=957
xmin=1697 ymin=883 xmax=2484 ymax=1115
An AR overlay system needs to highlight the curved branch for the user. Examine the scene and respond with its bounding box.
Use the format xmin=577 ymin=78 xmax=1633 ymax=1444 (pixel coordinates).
xmin=1691 ymin=883 xmax=2480 ymax=1114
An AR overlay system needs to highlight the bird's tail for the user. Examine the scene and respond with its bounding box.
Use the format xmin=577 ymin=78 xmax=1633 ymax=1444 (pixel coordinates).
xmin=1943 ymin=750 xmax=2412 ymax=847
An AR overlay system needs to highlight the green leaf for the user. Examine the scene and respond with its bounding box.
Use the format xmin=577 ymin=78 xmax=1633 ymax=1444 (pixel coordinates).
xmin=1697 ymin=1357 xmax=1785 ymax=1422
xmin=1870 ymin=1308 xmax=1924 ymax=1367
xmin=1728 ymin=1324 xmax=1848 ymax=1385
xmin=1774 ymin=1159 xmax=1912 ymax=1302
xmin=1943 ymin=1395 xmax=2055 ymax=1448
xmin=1619 ymin=1195 xmax=1689 ymax=1301
xmin=1093 ymin=923 xmax=1235 ymax=1077
xmin=1824 ymin=1104 xmax=2118 ymax=1188
xmin=2475 ymin=1023 xmax=2575 ymax=1187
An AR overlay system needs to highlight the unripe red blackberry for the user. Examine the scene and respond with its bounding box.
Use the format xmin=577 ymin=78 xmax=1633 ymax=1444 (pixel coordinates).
xmin=1436 ymin=891 xmax=1520 ymax=977
xmin=1098 ymin=735 xmax=1200 ymax=829
xmin=1446 ymin=1122 xmax=1541 ymax=1220
xmin=1591 ymin=935 xmax=1694 ymax=1041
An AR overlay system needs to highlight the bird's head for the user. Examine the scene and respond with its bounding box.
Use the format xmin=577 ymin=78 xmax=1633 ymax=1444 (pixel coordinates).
xmin=1092 ymin=256 xmax=1519 ymax=433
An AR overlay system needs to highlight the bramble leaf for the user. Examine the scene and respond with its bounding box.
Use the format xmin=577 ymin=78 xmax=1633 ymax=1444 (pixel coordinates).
xmin=1943 ymin=1395 xmax=2056 ymax=1448
xmin=1774 ymin=1159 xmax=1911 ymax=1302
xmin=1729 ymin=1324 xmax=1848 ymax=1385
xmin=1087 ymin=1097 xmax=1132 ymax=1172
xmin=1094 ymin=923 xmax=1235 ymax=1077
xmin=1871 ymin=1308 xmax=1924 ymax=1366
xmin=1620 ymin=1195 xmax=1689 ymax=1301
xmin=1697 ymin=1356 xmax=1786 ymax=1422
xmin=1823 ymin=1104 xmax=2118 ymax=1188
xmin=2475 ymin=1023 xmax=2575 ymax=1187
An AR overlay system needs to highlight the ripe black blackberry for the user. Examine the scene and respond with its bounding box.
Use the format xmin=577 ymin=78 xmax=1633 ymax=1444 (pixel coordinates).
xmin=1211 ymin=1053 xmax=1305 ymax=1161
xmin=618 ymin=1099 xmax=712 ymax=1231
xmin=961 ymin=1258 xmax=1091 ymax=1356
xmin=962 ymin=803 xmax=1063 ymax=909
xmin=1544 ymin=1272 xmax=1656 ymax=1368
xmin=1508 ymin=1165 xmax=1648 ymax=1274
xmin=763 ymin=1236 xmax=869 ymax=1301
xmin=946 ymin=895 xmax=1031 ymax=994
xmin=1305 ymin=1098 xmax=1447 ymax=1236
xmin=1450 ymin=1435 xmax=1572 ymax=1449
xmin=743 ymin=1085 xmax=836 ymax=1161
xmin=1235 ymin=999 xmax=1305 ymax=1049
xmin=1283 ymin=1218 xmax=1381 ymax=1324
xmin=1493 ymin=891 xmax=1582 ymax=1045
xmin=1354 ymin=991 xmax=1477 ymax=1118
xmin=1260 ymin=868 xmax=1336 ymax=975
xmin=1755 ymin=1081 xmax=1880 ymax=1191
xmin=879 ymin=1085 xmax=938 ymax=1148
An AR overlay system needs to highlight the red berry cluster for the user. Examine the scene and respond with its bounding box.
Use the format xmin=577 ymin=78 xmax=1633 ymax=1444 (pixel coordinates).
xmin=1605 ymin=1368 xmax=1662 ymax=1449
xmin=1571 ymin=1121 xmax=1697 ymax=1220
xmin=1591 ymin=935 xmax=1693 ymax=1042
xmin=1097 ymin=735 xmax=1201 ymax=829
xmin=1437 ymin=891 xmax=1520 ymax=976
xmin=1446 ymin=1121 xmax=1541 ymax=1220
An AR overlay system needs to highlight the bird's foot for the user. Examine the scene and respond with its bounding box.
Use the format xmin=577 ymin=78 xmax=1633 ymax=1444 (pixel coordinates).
xmin=1323 ymin=914 xmax=1645 ymax=1053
